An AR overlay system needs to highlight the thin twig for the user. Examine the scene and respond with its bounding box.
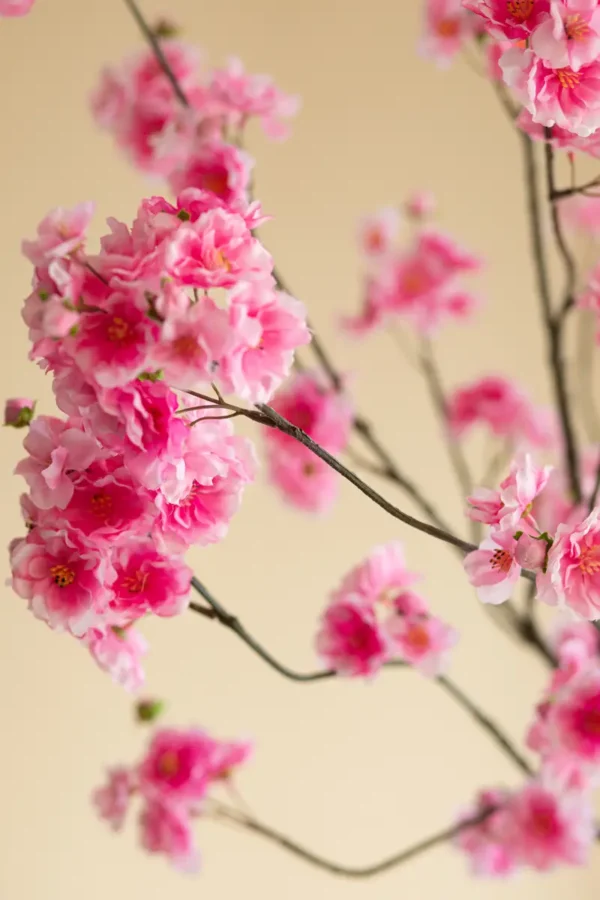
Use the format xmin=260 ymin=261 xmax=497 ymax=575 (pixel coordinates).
xmin=551 ymin=175 xmax=600 ymax=200
xmin=190 ymin=582 xmax=534 ymax=774
xmin=210 ymin=802 xmax=495 ymax=879
xmin=522 ymin=133 xmax=581 ymax=503
xmin=122 ymin=0 xmax=190 ymax=107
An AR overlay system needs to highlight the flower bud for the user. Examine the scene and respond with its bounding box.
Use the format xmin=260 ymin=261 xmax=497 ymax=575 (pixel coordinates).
xmin=135 ymin=698 xmax=165 ymax=724
xmin=514 ymin=533 xmax=547 ymax=572
xmin=4 ymin=398 xmax=35 ymax=428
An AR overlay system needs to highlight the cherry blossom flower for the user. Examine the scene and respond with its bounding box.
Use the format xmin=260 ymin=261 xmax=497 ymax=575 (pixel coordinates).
xmin=10 ymin=528 xmax=115 ymax=636
xmin=139 ymin=801 xmax=200 ymax=872
xmin=537 ymin=508 xmax=600 ymax=618
xmin=22 ymin=203 xmax=94 ymax=267
xmin=265 ymin=444 xmax=339 ymax=514
xmin=15 ymin=415 xmax=101 ymax=510
xmin=464 ymin=531 xmax=522 ymax=605
xmin=265 ymin=372 xmax=353 ymax=455
xmin=467 ymin=454 xmax=551 ymax=533
xmin=315 ymin=597 xmax=391 ymax=677
xmin=110 ymin=541 xmax=192 ymax=621
xmin=501 ymin=47 xmax=600 ymax=137
xmin=357 ymin=209 xmax=402 ymax=257
xmin=547 ymin=669 xmax=600 ymax=764
xmin=463 ymin=0 xmax=550 ymax=39
xmin=332 ymin=541 xmax=420 ymax=606
xmin=85 ymin=626 xmax=148 ymax=692
xmin=531 ymin=0 xmax=600 ymax=72
xmin=93 ymin=768 xmax=134 ymax=831
xmin=498 ymin=781 xmax=595 ymax=870
xmin=386 ymin=614 xmax=457 ymax=676
xmin=455 ymin=788 xmax=516 ymax=877
xmin=421 ymin=0 xmax=478 ymax=66
xmin=4 ymin=397 xmax=35 ymax=428
xmin=168 ymin=140 xmax=253 ymax=207
xmin=207 ymin=57 xmax=300 ymax=140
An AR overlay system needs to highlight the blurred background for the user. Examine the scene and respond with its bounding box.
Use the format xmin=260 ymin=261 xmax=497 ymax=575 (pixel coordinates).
xmin=0 ymin=0 xmax=598 ymax=897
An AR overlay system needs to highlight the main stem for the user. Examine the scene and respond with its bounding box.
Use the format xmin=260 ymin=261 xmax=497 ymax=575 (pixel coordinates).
xmin=211 ymin=803 xmax=494 ymax=879
xmin=521 ymin=133 xmax=580 ymax=503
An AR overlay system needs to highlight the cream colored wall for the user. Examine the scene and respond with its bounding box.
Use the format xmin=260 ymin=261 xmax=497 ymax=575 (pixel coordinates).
xmin=0 ymin=1 xmax=598 ymax=898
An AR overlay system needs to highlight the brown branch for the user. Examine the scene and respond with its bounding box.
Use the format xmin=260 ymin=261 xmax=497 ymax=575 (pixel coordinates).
xmin=551 ymin=175 xmax=600 ymax=200
xmin=122 ymin=0 xmax=190 ymax=107
xmin=211 ymin=802 xmax=496 ymax=879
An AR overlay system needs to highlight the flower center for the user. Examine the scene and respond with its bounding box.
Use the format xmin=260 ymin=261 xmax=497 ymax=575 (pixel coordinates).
xmin=436 ymin=17 xmax=459 ymax=37
xmin=401 ymin=270 xmax=426 ymax=294
xmin=90 ymin=491 xmax=113 ymax=520
xmin=172 ymin=335 xmax=202 ymax=359
xmin=556 ymin=67 xmax=581 ymax=90
xmin=50 ymin=563 xmax=75 ymax=587
xmin=181 ymin=482 xmax=200 ymax=506
xmin=507 ymin=0 xmax=534 ymax=21
xmin=404 ymin=622 xmax=431 ymax=651
xmin=579 ymin=543 xmax=600 ymax=575
xmin=303 ymin=462 xmax=317 ymax=476
xmin=201 ymin=170 xmax=229 ymax=198
xmin=122 ymin=570 xmax=149 ymax=594
xmin=490 ymin=549 xmax=513 ymax=573
xmin=365 ymin=228 xmax=385 ymax=253
xmin=157 ymin=750 xmax=180 ymax=777
xmin=106 ymin=316 xmax=131 ymax=343
xmin=565 ymin=13 xmax=590 ymax=41
xmin=582 ymin=707 xmax=600 ymax=736
xmin=211 ymin=249 xmax=231 ymax=272
xmin=529 ymin=807 xmax=559 ymax=839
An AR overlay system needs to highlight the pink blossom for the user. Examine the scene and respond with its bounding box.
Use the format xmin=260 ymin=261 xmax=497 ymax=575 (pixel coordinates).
xmin=387 ymin=614 xmax=457 ymax=676
xmin=332 ymin=541 xmax=420 ymax=607
xmin=139 ymin=801 xmax=199 ymax=872
xmin=531 ymin=0 xmax=600 ymax=72
xmin=537 ymin=509 xmax=600 ymax=617
xmin=93 ymin=768 xmax=133 ymax=831
xmin=486 ymin=39 xmax=514 ymax=82
xmin=501 ymin=47 xmax=600 ymax=137
xmin=499 ymin=781 xmax=594 ymax=870
xmin=4 ymin=397 xmax=35 ymax=428
xmin=15 ymin=416 xmax=101 ymax=510
xmin=150 ymin=296 xmax=231 ymax=394
xmin=73 ymin=292 xmax=160 ymax=388
xmin=10 ymin=529 xmax=114 ymax=636
xmin=421 ymin=0 xmax=478 ymax=66
xmin=514 ymin=532 xmax=549 ymax=571
xmin=496 ymin=453 xmax=552 ymax=532
xmin=464 ymin=531 xmax=522 ymax=605
xmin=405 ymin=191 xmax=436 ymax=219
xmin=455 ymin=788 xmax=516 ymax=877
xmin=22 ymin=203 xmax=94 ymax=267
xmin=266 ymin=372 xmax=353 ymax=455
xmin=168 ymin=140 xmax=253 ymax=208
xmin=578 ymin=260 xmax=600 ymax=338
xmin=518 ymin=106 xmax=600 ymax=156
xmin=208 ymin=57 xmax=300 ymax=140
xmin=59 ymin=461 xmax=154 ymax=545
xmin=164 ymin=208 xmax=273 ymax=290
xmin=463 ymin=0 xmax=550 ymax=39
xmin=549 ymin=617 xmax=599 ymax=664
xmin=547 ymin=669 xmax=600 ymax=763
xmin=357 ymin=209 xmax=401 ymax=257
xmin=466 ymin=487 xmax=504 ymax=526
xmin=315 ymin=597 xmax=390 ymax=677
xmin=111 ymin=541 xmax=191 ymax=621
xmin=86 ymin=627 xmax=148 ymax=692
xmin=157 ymin=420 xmax=256 ymax=550
xmin=266 ymin=443 xmax=339 ymax=514
xmin=560 ymin=194 xmax=600 ymax=236
xmin=447 ymin=375 xmax=555 ymax=448
xmin=221 ymin=283 xmax=311 ymax=403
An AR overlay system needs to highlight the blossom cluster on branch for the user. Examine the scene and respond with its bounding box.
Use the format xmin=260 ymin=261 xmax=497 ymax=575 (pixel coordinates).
xmin=8 ymin=0 xmax=600 ymax=889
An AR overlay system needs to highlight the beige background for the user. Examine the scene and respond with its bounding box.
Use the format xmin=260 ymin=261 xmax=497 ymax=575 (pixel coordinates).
xmin=0 ymin=0 xmax=598 ymax=897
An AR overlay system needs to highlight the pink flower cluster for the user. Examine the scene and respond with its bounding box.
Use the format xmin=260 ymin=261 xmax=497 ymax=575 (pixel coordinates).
xmin=263 ymin=371 xmax=353 ymax=513
xmin=447 ymin=375 xmax=556 ymax=449
xmin=464 ymin=444 xmax=600 ymax=620
xmin=463 ymin=0 xmax=600 ymax=138
xmin=457 ymin=617 xmax=599 ymax=877
xmin=94 ymin=725 xmax=252 ymax=870
xmin=10 ymin=191 xmax=310 ymax=686
xmin=421 ymin=0 xmax=483 ymax=66
xmin=316 ymin=541 xmax=457 ymax=677
xmin=0 ymin=0 xmax=34 ymax=15
xmin=345 ymin=198 xmax=482 ymax=337
xmin=91 ymin=40 xmax=298 ymax=198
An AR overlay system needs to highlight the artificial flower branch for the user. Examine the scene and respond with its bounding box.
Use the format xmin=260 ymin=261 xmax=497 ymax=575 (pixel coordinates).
xmin=209 ymin=800 xmax=496 ymax=880
xmin=188 ymin=577 xmax=533 ymax=774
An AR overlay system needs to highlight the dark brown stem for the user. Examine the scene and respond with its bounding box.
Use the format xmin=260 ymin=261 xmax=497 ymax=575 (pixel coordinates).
xmin=211 ymin=803 xmax=495 ymax=879
xmin=122 ymin=0 xmax=190 ymax=107
xmin=521 ymin=133 xmax=581 ymax=503
xmin=551 ymin=175 xmax=600 ymax=200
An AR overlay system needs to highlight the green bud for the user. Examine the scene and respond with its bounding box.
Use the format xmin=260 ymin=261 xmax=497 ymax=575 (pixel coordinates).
xmin=136 ymin=698 xmax=165 ymax=723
